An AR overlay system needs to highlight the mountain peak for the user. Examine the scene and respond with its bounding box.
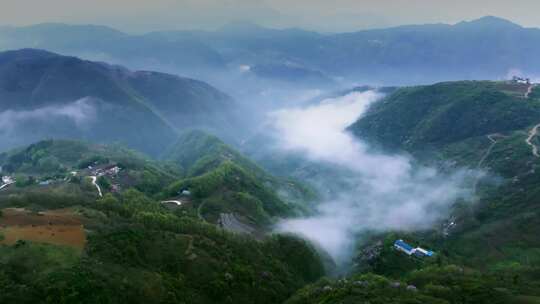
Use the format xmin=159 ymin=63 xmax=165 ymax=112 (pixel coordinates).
xmin=0 ymin=48 xmax=58 ymax=63
xmin=456 ymin=16 xmax=521 ymax=29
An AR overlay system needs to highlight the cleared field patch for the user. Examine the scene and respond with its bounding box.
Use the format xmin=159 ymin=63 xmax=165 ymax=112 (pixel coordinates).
xmin=0 ymin=208 xmax=86 ymax=250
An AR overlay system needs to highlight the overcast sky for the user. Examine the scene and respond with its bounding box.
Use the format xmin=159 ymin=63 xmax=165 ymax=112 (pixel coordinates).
xmin=1 ymin=0 xmax=539 ymax=33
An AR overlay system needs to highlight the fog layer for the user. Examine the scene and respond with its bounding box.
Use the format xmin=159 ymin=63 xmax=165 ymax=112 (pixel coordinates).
xmin=271 ymin=91 xmax=474 ymax=263
xmin=0 ymin=98 xmax=97 ymax=133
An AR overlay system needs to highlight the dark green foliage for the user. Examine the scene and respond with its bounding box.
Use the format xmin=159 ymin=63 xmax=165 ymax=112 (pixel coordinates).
xmin=0 ymin=139 xmax=180 ymax=196
xmin=14 ymin=175 xmax=36 ymax=187
xmin=166 ymin=161 xmax=291 ymax=225
xmin=285 ymin=266 xmax=519 ymax=304
xmin=3 ymin=140 xmax=120 ymax=173
xmin=97 ymin=176 xmax=112 ymax=191
xmin=77 ymin=155 xmax=110 ymax=169
xmin=344 ymin=80 xmax=540 ymax=303
xmin=163 ymin=130 xmax=316 ymax=224
xmin=0 ymin=188 xmax=325 ymax=304
xmin=284 ymin=273 xmax=447 ymax=304
xmin=0 ymin=186 xmax=93 ymax=210
xmin=350 ymin=81 xmax=540 ymax=152
xmin=163 ymin=130 xmax=266 ymax=178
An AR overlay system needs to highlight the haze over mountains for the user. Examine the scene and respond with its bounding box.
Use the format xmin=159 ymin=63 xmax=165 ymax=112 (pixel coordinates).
xmin=1 ymin=16 xmax=538 ymax=92
xmin=0 ymin=49 xmax=238 ymax=155
xmin=3 ymin=12 xmax=540 ymax=304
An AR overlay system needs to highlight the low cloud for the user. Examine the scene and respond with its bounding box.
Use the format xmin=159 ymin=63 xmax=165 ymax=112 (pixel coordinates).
xmin=270 ymin=91 xmax=475 ymax=263
xmin=0 ymin=97 xmax=98 ymax=133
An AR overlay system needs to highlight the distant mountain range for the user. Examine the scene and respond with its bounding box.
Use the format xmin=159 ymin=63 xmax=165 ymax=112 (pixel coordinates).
xmin=0 ymin=49 xmax=237 ymax=155
xmin=2 ymin=16 xmax=540 ymax=87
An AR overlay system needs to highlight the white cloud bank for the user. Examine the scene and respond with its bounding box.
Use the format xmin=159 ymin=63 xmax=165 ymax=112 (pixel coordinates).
xmin=0 ymin=97 xmax=97 ymax=133
xmin=270 ymin=91 xmax=474 ymax=263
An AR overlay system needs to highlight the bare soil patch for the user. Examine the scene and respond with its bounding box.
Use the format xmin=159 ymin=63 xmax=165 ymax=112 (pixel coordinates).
xmin=0 ymin=208 xmax=86 ymax=250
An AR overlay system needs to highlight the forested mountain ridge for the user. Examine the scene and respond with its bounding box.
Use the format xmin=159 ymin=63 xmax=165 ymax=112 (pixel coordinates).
xmin=0 ymin=137 xmax=326 ymax=304
xmin=0 ymin=49 xmax=238 ymax=155
xmin=324 ymin=80 xmax=540 ymax=303
xmin=349 ymin=81 xmax=540 ymax=153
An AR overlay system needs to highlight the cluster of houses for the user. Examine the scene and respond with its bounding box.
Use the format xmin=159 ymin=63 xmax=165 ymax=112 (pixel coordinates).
xmin=512 ymin=76 xmax=531 ymax=85
xmin=89 ymin=164 xmax=121 ymax=177
xmin=394 ymin=239 xmax=434 ymax=258
xmin=0 ymin=176 xmax=15 ymax=190
xmin=88 ymin=164 xmax=122 ymax=193
xmin=2 ymin=176 xmax=13 ymax=185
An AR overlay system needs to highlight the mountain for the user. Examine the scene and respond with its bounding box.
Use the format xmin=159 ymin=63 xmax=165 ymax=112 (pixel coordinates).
xmin=0 ymin=139 xmax=181 ymax=197
xmin=0 ymin=23 xmax=226 ymax=76
xmin=3 ymin=17 xmax=540 ymax=87
xmin=279 ymin=80 xmax=540 ymax=303
xmin=163 ymin=130 xmax=267 ymax=177
xmin=162 ymin=130 xmax=316 ymax=229
xmin=285 ymin=267 xmax=514 ymax=304
xmin=350 ymin=80 xmax=540 ymax=271
xmin=0 ymin=141 xmax=324 ymax=304
xmin=454 ymin=15 xmax=522 ymax=30
xmin=349 ymin=81 xmax=540 ymax=153
xmin=0 ymin=49 xmax=237 ymax=155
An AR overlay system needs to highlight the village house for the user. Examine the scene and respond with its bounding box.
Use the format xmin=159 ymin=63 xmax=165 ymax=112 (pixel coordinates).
xmin=39 ymin=180 xmax=52 ymax=186
xmin=178 ymin=188 xmax=191 ymax=196
xmin=2 ymin=176 xmax=14 ymax=185
xmin=394 ymin=239 xmax=434 ymax=258
xmin=92 ymin=164 xmax=121 ymax=177
xmin=512 ymin=76 xmax=531 ymax=84
xmin=103 ymin=165 xmax=121 ymax=176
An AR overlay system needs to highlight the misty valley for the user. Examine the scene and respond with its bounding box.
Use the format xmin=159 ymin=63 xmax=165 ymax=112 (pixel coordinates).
xmin=2 ymin=14 xmax=540 ymax=304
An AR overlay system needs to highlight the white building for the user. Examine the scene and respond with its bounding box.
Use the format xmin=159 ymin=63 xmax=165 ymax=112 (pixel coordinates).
xmin=2 ymin=176 xmax=14 ymax=184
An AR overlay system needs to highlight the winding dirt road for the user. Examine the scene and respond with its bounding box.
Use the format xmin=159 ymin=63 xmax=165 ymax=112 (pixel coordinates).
xmin=476 ymin=134 xmax=498 ymax=169
xmin=526 ymin=84 xmax=535 ymax=98
xmin=526 ymin=124 xmax=540 ymax=158
xmin=161 ymin=200 xmax=183 ymax=206
xmin=219 ymin=213 xmax=255 ymax=235
xmin=90 ymin=176 xmax=103 ymax=197
xmin=472 ymin=134 xmax=504 ymax=196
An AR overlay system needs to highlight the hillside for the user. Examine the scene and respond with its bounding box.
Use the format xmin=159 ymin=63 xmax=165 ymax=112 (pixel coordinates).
xmin=162 ymin=130 xmax=316 ymax=230
xmin=0 ymin=138 xmax=327 ymax=304
xmin=0 ymin=134 xmax=314 ymax=234
xmin=349 ymin=81 xmax=540 ymax=153
xmin=341 ymin=81 xmax=540 ymax=295
xmin=0 ymin=49 xmax=237 ymax=155
xmin=0 ymin=139 xmax=181 ymax=198
xmin=0 ymin=23 xmax=226 ymax=76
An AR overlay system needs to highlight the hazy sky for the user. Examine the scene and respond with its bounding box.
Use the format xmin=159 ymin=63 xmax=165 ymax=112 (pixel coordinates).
xmin=1 ymin=0 xmax=539 ymax=33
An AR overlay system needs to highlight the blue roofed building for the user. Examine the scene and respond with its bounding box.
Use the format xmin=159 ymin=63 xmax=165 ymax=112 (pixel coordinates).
xmin=394 ymin=239 xmax=415 ymax=255
xmin=394 ymin=239 xmax=435 ymax=257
